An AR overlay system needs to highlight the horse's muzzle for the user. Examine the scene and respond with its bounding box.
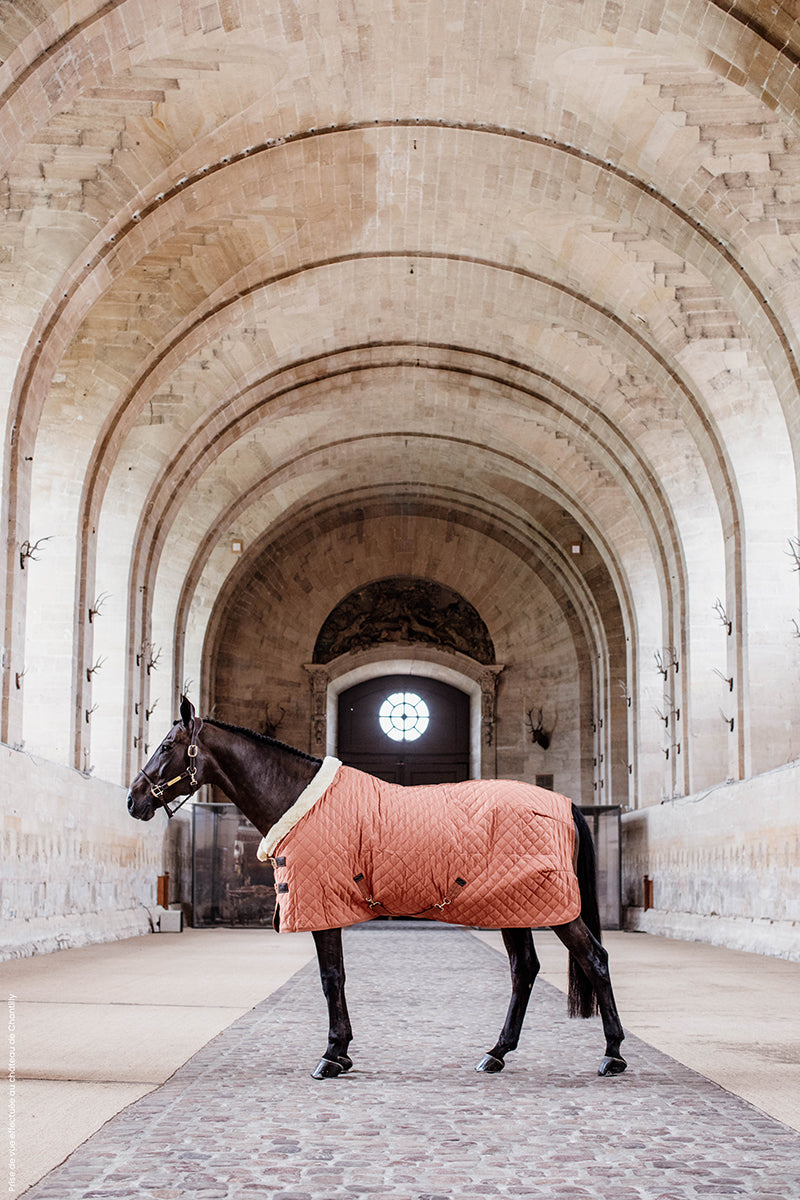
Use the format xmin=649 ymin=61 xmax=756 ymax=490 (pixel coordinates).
xmin=127 ymin=792 xmax=155 ymax=821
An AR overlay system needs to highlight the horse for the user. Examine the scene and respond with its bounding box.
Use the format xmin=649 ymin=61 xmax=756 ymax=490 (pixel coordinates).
xmin=126 ymin=695 xmax=627 ymax=1080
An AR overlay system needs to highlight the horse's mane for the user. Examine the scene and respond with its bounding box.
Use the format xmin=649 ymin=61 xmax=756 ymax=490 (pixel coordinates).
xmin=203 ymin=717 xmax=322 ymax=766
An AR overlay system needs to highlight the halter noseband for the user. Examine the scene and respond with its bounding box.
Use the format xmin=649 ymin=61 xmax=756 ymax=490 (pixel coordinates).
xmin=142 ymin=718 xmax=204 ymax=818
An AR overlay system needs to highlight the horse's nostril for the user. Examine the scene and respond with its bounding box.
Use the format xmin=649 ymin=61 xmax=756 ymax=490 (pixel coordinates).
xmin=127 ymin=794 xmax=134 ymax=813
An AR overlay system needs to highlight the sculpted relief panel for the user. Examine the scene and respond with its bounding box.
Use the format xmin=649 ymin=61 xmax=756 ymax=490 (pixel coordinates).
xmin=312 ymin=577 xmax=496 ymax=666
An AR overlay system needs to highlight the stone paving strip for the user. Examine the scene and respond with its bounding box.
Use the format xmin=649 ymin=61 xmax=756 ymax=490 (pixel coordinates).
xmin=22 ymin=928 xmax=800 ymax=1200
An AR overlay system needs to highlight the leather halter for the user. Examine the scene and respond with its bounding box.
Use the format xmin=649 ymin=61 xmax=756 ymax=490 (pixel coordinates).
xmin=141 ymin=717 xmax=204 ymax=818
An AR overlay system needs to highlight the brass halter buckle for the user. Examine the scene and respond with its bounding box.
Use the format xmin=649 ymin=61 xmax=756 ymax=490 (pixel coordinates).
xmin=150 ymin=741 xmax=200 ymax=816
xmin=187 ymin=742 xmax=198 ymax=789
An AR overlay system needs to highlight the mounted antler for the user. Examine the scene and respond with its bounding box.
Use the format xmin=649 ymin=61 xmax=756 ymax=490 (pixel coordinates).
xmin=86 ymin=655 xmax=107 ymax=682
xmin=88 ymin=591 xmax=111 ymax=623
xmin=526 ymin=708 xmax=550 ymax=750
xmin=712 ymin=667 xmax=734 ymax=692
xmin=712 ymin=598 xmax=732 ymax=635
xmin=654 ymin=646 xmax=679 ymax=678
xmin=263 ymin=702 xmax=286 ymax=739
xmin=19 ymin=536 xmax=53 ymax=569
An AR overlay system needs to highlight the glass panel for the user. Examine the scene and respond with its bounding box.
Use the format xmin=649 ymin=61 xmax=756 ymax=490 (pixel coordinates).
xmin=378 ymin=692 xmax=430 ymax=741
xmin=192 ymin=804 xmax=275 ymax=927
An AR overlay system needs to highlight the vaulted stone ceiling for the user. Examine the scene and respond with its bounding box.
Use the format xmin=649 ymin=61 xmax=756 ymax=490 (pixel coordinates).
xmin=3 ymin=1 xmax=800 ymax=806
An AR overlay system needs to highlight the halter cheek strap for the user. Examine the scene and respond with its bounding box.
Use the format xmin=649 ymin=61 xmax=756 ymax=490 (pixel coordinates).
xmin=144 ymin=717 xmax=204 ymax=818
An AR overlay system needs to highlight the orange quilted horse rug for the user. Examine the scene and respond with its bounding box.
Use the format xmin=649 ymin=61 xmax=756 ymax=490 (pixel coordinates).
xmin=257 ymin=757 xmax=581 ymax=932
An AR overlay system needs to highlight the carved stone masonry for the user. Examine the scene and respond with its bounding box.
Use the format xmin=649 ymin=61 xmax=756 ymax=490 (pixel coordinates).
xmin=313 ymin=576 xmax=495 ymax=665
xmin=303 ymin=665 xmax=330 ymax=751
xmin=479 ymin=665 xmax=505 ymax=759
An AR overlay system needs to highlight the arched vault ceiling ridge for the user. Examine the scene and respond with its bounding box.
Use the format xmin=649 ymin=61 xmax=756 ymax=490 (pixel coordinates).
xmin=120 ymin=360 xmax=691 ymax=622
xmin=64 ymin=295 xmax=742 ymax=756
xmin=4 ymin=0 xmax=800 ymax=158
xmin=184 ymin=486 xmax=628 ymax=710
xmin=126 ymin=345 xmax=713 ymax=513
xmin=91 ymin=351 xmax=727 ymax=749
xmin=78 ymin=334 xmax=715 ymax=740
xmin=185 ymin=483 xmax=629 ymax=645
xmin=139 ymin=428 xmax=677 ymax=693
xmin=73 ymin=255 xmax=746 ymax=543
xmin=10 ymin=120 xmax=800 ymax=456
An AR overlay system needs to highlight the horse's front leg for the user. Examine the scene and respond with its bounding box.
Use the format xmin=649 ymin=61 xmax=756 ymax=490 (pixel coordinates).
xmin=311 ymin=928 xmax=354 ymax=1079
xmin=476 ymin=927 xmax=539 ymax=1073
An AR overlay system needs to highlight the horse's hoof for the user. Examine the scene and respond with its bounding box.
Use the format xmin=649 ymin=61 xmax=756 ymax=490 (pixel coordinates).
xmin=598 ymin=1055 xmax=627 ymax=1076
xmin=311 ymin=1057 xmax=346 ymax=1079
xmin=475 ymin=1052 xmax=505 ymax=1073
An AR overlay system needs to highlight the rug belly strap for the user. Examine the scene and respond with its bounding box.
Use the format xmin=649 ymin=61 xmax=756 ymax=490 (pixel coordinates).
xmin=352 ymin=871 xmax=466 ymax=918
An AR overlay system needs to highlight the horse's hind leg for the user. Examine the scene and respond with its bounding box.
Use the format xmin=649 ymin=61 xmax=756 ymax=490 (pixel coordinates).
xmin=311 ymin=928 xmax=354 ymax=1079
xmin=476 ymin=927 xmax=539 ymax=1073
xmin=552 ymin=917 xmax=627 ymax=1076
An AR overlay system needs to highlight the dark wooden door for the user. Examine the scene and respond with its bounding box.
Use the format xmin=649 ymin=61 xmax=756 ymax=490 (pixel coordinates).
xmin=337 ymin=675 xmax=470 ymax=784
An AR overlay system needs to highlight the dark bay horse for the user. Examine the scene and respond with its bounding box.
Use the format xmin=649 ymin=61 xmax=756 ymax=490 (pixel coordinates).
xmin=127 ymin=696 xmax=627 ymax=1080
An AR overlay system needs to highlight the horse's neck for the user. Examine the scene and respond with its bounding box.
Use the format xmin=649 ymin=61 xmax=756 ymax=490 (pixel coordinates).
xmin=203 ymin=725 xmax=321 ymax=835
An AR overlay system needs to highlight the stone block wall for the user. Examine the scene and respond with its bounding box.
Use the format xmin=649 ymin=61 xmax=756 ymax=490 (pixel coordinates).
xmin=623 ymin=761 xmax=800 ymax=961
xmin=0 ymin=745 xmax=164 ymax=959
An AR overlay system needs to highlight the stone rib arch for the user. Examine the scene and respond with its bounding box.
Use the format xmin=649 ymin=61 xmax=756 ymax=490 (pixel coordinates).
xmin=126 ymin=419 xmax=669 ymax=728
xmin=62 ymin=333 xmax=734 ymax=787
xmin=73 ymin=272 xmax=741 ymax=715
xmin=198 ymin=496 xmax=630 ymax=806
xmin=12 ymin=112 xmax=800 ymax=748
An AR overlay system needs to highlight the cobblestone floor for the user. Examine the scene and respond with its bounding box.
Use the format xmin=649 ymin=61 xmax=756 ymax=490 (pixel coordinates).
xmin=23 ymin=928 xmax=800 ymax=1200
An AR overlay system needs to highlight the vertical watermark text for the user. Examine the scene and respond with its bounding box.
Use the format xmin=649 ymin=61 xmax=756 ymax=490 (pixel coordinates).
xmin=7 ymin=995 xmax=16 ymax=1194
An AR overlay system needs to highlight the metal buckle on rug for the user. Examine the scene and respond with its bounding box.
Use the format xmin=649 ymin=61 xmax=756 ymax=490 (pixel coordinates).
xmin=353 ymin=874 xmax=389 ymax=913
xmin=433 ymin=877 xmax=467 ymax=909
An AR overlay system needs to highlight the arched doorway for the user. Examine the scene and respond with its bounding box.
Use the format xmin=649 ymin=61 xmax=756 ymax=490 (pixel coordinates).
xmin=337 ymin=674 xmax=470 ymax=785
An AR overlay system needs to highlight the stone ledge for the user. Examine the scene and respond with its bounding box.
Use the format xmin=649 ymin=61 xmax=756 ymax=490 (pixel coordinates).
xmin=0 ymin=908 xmax=154 ymax=961
xmin=624 ymin=906 xmax=800 ymax=962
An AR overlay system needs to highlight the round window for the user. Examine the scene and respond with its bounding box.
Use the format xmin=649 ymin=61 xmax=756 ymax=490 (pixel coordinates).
xmin=378 ymin=692 xmax=430 ymax=742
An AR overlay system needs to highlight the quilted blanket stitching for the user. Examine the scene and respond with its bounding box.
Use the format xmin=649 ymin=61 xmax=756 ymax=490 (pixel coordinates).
xmin=263 ymin=762 xmax=582 ymax=932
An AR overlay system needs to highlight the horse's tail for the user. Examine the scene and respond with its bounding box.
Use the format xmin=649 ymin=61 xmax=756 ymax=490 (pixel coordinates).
xmin=568 ymin=804 xmax=600 ymax=1019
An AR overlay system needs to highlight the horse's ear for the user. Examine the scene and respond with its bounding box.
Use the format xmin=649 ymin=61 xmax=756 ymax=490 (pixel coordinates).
xmin=180 ymin=694 xmax=195 ymax=729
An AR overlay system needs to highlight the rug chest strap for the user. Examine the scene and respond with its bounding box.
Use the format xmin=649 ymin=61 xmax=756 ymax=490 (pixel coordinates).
xmin=352 ymin=872 xmax=467 ymax=917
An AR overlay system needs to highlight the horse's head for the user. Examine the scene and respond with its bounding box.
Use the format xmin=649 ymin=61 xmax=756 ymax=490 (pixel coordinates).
xmin=127 ymin=695 xmax=204 ymax=821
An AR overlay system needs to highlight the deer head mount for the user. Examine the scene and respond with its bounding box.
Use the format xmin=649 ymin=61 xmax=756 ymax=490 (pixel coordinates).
xmin=526 ymin=707 xmax=550 ymax=750
xmin=262 ymin=702 xmax=286 ymax=739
